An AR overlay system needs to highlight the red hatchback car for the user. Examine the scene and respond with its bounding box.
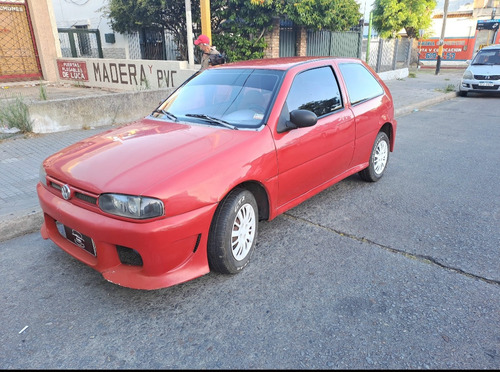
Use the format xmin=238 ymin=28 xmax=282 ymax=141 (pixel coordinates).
xmin=37 ymin=56 xmax=397 ymax=290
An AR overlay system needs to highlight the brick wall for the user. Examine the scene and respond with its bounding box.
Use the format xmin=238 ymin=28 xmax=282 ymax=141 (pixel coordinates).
xmin=264 ymin=18 xmax=280 ymax=58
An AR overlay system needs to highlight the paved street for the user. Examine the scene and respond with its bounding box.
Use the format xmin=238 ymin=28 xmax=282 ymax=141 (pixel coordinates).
xmin=1 ymin=95 xmax=499 ymax=369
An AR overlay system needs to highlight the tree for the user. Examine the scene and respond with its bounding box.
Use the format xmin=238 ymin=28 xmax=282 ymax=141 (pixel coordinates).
xmin=211 ymin=0 xmax=275 ymax=61
xmin=105 ymin=0 xmax=363 ymax=62
xmin=105 ymin=0 xmax=200 ymax=60
xmin=371 ymin=0 xmax=437 ymax=39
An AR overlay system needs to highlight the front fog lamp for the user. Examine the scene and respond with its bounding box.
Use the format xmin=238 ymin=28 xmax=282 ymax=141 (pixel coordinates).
xmin=98 ymin=194 xmax=164 ymax=219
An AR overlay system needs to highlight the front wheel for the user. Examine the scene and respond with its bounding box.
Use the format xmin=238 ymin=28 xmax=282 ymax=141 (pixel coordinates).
xmin=458 ymin=90 xmax=468 ymax=97
xmin=359 ymin=131 xmax=390 ymax=182
xmin=208 ymin=188 xmax=258 ymax=274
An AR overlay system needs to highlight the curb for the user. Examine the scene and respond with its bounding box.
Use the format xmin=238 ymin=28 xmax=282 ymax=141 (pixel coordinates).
xmin=395 ymin=91 xmax=458 ymax=118
xmin=0 ymin=209 xmax=43 ymax=243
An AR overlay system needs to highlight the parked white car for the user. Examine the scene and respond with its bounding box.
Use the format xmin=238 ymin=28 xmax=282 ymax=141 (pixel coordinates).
xmin=459 ymin=44 xmax=500 ymax=97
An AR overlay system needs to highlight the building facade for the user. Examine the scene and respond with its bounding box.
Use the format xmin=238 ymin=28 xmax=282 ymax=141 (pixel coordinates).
xmin=418 ymin=0 xmax=500 ymax=66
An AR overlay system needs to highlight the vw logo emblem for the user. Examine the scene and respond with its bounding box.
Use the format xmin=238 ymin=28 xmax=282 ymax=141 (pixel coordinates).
xmin=485 ymin=75 xmax=490 ymax=80
xmin=61 ymin=184 xmax=71 ymax=200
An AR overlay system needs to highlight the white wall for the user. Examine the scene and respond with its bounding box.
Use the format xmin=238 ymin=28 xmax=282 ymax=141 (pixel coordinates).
xmin=51 ymin=0 xmax=129 ymax=58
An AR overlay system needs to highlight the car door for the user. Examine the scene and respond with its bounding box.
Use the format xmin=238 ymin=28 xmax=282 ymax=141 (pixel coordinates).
xmin=272 ymin=65 xmax=355 ymax=210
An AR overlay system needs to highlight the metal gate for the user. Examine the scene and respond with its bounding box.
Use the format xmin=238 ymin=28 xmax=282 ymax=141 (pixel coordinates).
xmin=279 ymin=19 xmax=296 ymax=57
xmin=139 ymin=28 xmax=166 ymax=60
xmin=58 ymin=28 xmax=103 ymax=58
xmin=0 ymin=0 xmax=42 ymax=82
xmin=307 ymin=30 xmax=363 ymax=58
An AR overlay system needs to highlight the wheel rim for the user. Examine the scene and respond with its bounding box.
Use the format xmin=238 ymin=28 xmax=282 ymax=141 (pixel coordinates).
xmin=373 ymin=139 xmax=388 ymax=175
xmin=231 ymin=203 xmax=256 ymax=261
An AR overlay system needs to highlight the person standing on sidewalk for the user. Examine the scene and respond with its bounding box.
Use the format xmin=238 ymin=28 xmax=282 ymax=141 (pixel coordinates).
xmin=194 ymin=34 xmax=221 ymax=71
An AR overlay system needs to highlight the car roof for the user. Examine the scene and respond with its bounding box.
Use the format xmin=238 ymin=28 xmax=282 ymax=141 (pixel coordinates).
xmin=479 ymin=44 xmax=500 ymax=51
xmin=215 ymin=56 xmax=359 ymax=71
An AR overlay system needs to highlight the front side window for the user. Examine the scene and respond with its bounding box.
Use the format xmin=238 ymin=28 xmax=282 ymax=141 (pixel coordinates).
xmin=285 ymin=66 xmax=343 ymax=117
xmin=339 ymin=63 xmax=384 ymax=105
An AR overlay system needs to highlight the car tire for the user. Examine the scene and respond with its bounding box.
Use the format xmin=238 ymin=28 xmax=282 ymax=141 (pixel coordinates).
xmin=458 ymin=90 xmax=468 ymax=97
xmin=359 ymin=131 xmax=390 ymax=182
xmin=208 ymin=188 xmax=258 ymax=274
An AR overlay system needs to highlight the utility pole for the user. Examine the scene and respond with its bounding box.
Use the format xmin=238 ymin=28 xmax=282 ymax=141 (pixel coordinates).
xmin=366 ymin=11 xmax=373 ymax=64
xmin=185 ymin=0 xmax=194 ymax=67
xmin=435 ymin=0 xmax=450 ymax=75
xmin=200 ymin=0 xmax=211 ymax=43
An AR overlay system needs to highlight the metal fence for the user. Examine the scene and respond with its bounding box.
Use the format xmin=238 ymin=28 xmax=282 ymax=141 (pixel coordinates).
xmin=277 ymin=20 xmax=410 ymax=72
xmin=58 ymin=28 xmax=103 ymax=59
xmin=307 ymin=30 xmax=363 ymax=58
xmin=363 ymin=37 xmax=412 ymax=73
xmin=56 ymin=24 xmax=412 ymax=73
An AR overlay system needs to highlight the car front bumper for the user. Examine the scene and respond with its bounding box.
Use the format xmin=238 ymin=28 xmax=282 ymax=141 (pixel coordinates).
xmin=459 ymin=79 xmax=500 ymax=93
xmin=37 ymin=183 xmax=217 ymax=290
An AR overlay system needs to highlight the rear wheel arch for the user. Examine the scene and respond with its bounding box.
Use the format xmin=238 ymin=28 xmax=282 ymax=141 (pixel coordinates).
xmin=378 ymin=122 xmax=396 ymax=152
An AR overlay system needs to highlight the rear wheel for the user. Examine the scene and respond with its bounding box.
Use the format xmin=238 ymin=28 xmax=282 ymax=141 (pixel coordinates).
xmin=359 ymin=131 xmax=390 ymax=182
xmin=208 ymin=188 xmax=258 ymax=274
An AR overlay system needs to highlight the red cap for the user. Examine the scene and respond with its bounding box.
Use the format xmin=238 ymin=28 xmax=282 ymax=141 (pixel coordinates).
xmin=194 ymin=34 xmax=210 ymax=45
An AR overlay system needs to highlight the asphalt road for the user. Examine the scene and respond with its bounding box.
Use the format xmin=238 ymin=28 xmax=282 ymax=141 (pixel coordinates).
xmin=1 ymin=96 xmax=499 ymax=369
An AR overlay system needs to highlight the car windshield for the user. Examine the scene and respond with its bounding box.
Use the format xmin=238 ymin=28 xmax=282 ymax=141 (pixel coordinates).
xmin=472 ymin=49 xmax=500 ymax=65
xmin=153 ymin=68 xmax=284 ymax=129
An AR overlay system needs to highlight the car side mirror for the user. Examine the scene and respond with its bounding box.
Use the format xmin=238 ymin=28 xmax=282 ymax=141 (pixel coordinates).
xmin=277 ymin=109 xmax=318 ymax=133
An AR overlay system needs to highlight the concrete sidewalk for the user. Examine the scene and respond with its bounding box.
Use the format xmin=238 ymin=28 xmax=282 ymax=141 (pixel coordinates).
xmin=0 ymin=67 xmax=465 ymax=242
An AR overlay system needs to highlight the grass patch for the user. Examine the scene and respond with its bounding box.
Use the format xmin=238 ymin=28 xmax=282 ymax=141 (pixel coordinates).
xmin=39 ymin=80 xmax=47 ymax=100
xmin=0 ymin=95 xmax=33 ymax=133
xmin=408 ymin=72 xmax=417 ymax=78
xmin=444 ymin=84 xmax=456 ymax=92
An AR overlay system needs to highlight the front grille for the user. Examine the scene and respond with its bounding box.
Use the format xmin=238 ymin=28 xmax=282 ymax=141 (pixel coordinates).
xmin=50 ymin=182 xmax=62 ymax=191
xmin=49 ymin=180 xmax=98 ymax=205
xmin=474 ymin=74 xmax=500 ymax=80
xmin=472 ymin=84 xmax=500 ymax=90
xmin=75 ymin=192 xmax=97 ymax=205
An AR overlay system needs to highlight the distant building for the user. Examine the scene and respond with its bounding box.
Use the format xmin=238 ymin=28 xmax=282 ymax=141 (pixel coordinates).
xmin=419 ymin=0 xmax=500 ymax=66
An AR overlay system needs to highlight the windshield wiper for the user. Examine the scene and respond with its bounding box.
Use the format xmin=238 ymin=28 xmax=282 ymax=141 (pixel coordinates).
xmin=185 ymin=114 xmax=238 ymax=130
xmin=153 ymin=108 xmax=178 ymax=121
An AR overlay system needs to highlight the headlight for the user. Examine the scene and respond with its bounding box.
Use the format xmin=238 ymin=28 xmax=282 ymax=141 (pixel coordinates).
xmin=98 ymin=193 xmax=164 ymax=219
xmin=463 ymin=70 xmax=473 ymax=79
xmin=39 ymin=164 xmax=47 ymax=186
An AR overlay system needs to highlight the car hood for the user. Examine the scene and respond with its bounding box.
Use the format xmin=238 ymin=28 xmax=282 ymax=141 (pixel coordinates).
xmin=44 ymin=118 xmax=259 ymax=195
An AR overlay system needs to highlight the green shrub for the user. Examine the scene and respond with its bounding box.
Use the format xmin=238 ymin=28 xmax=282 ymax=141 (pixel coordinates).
xmin=0 ymin=95 xmax=33 ymax=133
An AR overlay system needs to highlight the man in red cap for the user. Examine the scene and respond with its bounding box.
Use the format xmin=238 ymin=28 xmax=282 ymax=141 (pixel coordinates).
xmin=194 ymin=34 xmax=221 ymax=71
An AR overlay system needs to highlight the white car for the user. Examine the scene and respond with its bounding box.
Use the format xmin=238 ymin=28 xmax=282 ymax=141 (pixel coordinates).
xmin=459 ymin=44 xmax=500 ymax=97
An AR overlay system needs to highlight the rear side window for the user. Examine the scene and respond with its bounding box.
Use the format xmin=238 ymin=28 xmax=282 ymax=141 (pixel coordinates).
xmin=285 ymin=66 xmax=343 ymax=117
xmin=339 ymin=63 xmax=384 ymax=105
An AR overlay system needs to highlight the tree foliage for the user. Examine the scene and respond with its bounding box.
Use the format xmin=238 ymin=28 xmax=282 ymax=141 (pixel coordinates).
xmin=211 ymin=0 xmax=275 ymax=61
xmin=281 ymin=0 xmax=361 ymax=31
xmin=372 ymin=0 xmax=437 ymax=39
xmin=105 ymin=0 xmax=363 ymax=62
xmin=106 ymin=0 xmax=200 ymax=60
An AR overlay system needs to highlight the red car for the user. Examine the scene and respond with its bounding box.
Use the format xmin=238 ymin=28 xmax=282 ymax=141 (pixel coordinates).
xmin=37 ymin=57 xmax=397 ymax=290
